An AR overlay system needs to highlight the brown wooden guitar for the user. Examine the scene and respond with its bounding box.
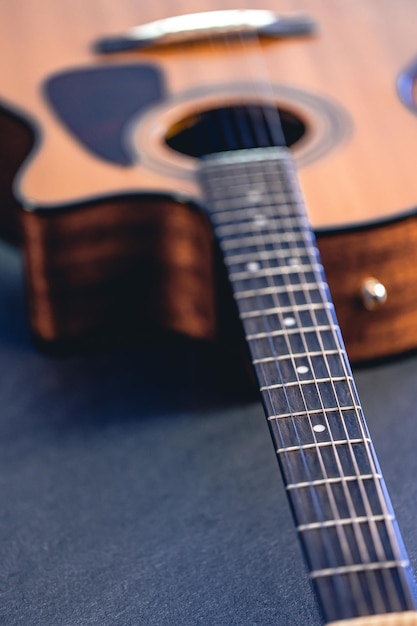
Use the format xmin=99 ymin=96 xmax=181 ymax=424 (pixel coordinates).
xmin=2 ymin=1 xmax=417 ymax=623
xmin=1 ymin=0 xmax=417 ymax=360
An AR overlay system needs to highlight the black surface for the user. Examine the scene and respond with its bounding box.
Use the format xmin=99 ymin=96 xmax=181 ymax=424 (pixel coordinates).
xmin=1 ymin=240 xmax=417 ymax=625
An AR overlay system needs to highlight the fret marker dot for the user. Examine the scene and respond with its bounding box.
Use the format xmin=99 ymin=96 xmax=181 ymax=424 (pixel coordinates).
xmin=288 ymin=257 xmax=299 ymax=266
xmin=247 ymin=189 xmax=262 ymax=204
xmin=284 ymin=317 xmax=296 ymax=327
xmin=246 ymin=261 xmax=260 ymax=272
xmin=253 ymin=214 xmax=268 ymax=228
xmin=313 ymin=424 xmax=326 ymax=433
xmin=296 ymin=365 xmax=309 ymax=375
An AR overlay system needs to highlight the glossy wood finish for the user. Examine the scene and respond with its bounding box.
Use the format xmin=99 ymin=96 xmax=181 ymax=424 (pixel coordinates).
xmin=21 ymin=195 xmax=215 ymax=347
xmin=2 ymin=4 xmax=417 ymax=623
xmin=16 ymin=173 xmax=417 ymax=360
xmin=0 ymin=0 xmax=416 ymax=226
xmin=319 ymin=218 xmax=417 ymax=362
xmin=0 ymin=107 xmax=34 ymax=244
xmin=0 ymin=0 xmax=417 ymax=359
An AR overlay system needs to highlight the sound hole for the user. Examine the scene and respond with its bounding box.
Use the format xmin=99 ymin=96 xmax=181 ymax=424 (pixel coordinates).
xmin=166 ymin=104 xmax=306 ymax=157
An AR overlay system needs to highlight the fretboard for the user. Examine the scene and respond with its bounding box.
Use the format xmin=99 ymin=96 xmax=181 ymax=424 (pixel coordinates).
xmin=198 ymin=147 xmax=417 ymax=624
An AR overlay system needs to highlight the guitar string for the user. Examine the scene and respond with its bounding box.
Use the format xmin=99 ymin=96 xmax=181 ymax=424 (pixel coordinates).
xmin=207 ymin=156 xmax=409 ymax=614
xmin=206 ymin=159 xmax=375 ymax=616
xmin=231 ymin=24 xmax=410 ymax=608
xmin=204 ymin=12 xmax=411 ymax=613
xmin=205 ymin=24 xmax=406 ymax=614
xmin=203 ymin=25 xmax=359 ymax=588
xmin=220 ymin=29 xmax=385 ymax=615
xmin=224 ymin=28 xmax=386 ymax=613
xmin=189 ymin=17 xmax=413 ymax=616
xmin=283 ymin=163 xmax=407 ymax=609
xmin=207 ymin=29 xmax=279 ymax=152
xmin=257 ymin=148 xmax=406 ymax=612
xmin=249 ymin=157 xmax=400 ymax=610
xmin=200 ymin=28 xmax=364 ymax=611
xmin=276 ymin=136 xmax=407 ymax=609
xmin=218 ymin=154 xmax=404 ymax=614
xmin=263 ymin=159 xmax=401 ymax=612
xmin=194 ymin=47 xmax=348 ymax=585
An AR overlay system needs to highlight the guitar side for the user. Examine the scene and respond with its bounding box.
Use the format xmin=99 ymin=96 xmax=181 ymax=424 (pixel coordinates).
xmin=1 ymin=0 xmax=417 ymax=359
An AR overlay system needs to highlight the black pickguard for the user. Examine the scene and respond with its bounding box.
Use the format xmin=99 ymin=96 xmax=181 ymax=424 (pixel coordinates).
xmin=44 ymin=64 xmax=166 ymax=166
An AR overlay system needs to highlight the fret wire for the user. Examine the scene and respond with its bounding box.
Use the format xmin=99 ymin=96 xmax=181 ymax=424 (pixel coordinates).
xmin=205 ymin=176 xmax=303 ymax=201
xmin=210 ymin=205 xmax=303 ymax=224
xmin=219 ymin=232 xmax=310 ymax=250
xmin=200 ymin=150 xmax=411 ymax=614
xmin=277 ymin=438 xmax=371 ymax=454
xmin=207 ymin=195 xmax=293 ymax=212
xmin=223 ymin=248 xmax=309 ymax=264
xmin=213 ymin=216 xmax=306 ymax=237
xmin=204 ymin=175 xmax=293 ymax=198
xmin=267 ymin=406 xmax=362 ymax=420
xmin=223 ymin=247 xmax=320 ymax=277
xmin=261 ymin=375 xmax=353 ymax=390
xmin=209 ymin=188 xmax=298 ymax=201
xmin=310 ymin=561 xmax=411 ymax=580
xmin=207 ymin=188 xmax=295 ymax=206
xmin=204 ymin=169 xmax=301 ymax=188
xmin=286 ymin=474 xmax=383 ymax=490
xmin=253 ymin=349 xmax=341 ymax=363
xmin=240 ymin=302 xmax=333 ymax=320
xmin=298 ymin=514 xmax=395 ymax=532
xmin=229 ymin=263 xmax=324 ymax=281
xmin=232 ymin=274 xmax=325 ymax=300
xmin=234 ymin=283 xmax=328 ymax=299
xmin=211 ymin=205 xmax=304 ymax=221
xmin=214 ymin=212 xmax=306 ymax=230
xmin=246 ymin=324 xmax=337 ymax=340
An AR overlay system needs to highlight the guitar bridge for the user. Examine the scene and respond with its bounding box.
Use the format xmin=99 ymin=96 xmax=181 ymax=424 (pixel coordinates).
xmin=94 ymin=9 xmax=317 ymax=53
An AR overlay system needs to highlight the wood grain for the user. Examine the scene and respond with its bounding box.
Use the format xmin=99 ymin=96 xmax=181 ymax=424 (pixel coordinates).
xmin=18 ymin=170 xmax=417 ymax=361
xmin=1 ymin=0 xmax=417 ymax=360
xmin=0 ymin=0 xmax=416 ymax=226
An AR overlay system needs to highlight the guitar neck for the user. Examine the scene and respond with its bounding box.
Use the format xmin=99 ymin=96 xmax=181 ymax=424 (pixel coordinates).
xmin=198 ymin=147 xmax=417 ymax=624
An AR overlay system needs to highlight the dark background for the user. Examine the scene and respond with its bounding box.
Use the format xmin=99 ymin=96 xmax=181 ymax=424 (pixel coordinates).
xmin=1 ymin=239 xmax=417 ymax=625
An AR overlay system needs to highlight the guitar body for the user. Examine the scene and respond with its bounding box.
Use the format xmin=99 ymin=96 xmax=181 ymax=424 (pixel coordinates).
xmin=5 ymin=4 xmax=417 ymax=624
xmin=1 ymin=0 xmax=417 ymax=359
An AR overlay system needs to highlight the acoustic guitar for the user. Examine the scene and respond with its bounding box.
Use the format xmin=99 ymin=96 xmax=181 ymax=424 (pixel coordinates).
xmin=1 ymin=0 xmax=417 ymax=624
